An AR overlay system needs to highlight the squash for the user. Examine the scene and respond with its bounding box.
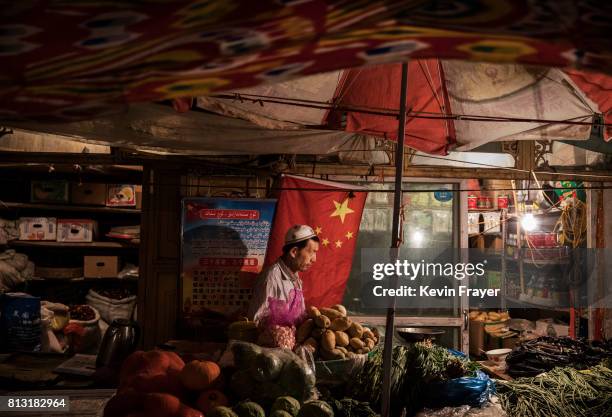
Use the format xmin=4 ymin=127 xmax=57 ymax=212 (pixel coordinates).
xmin=178 ymin=404 xmax=204 ymax=417
xmin=103 ymin=391 xmax=145 ymax=417
xmin=306 ymin=306 xmax=321 ymax=319
xmin=209 ymin=406 xmax=239 ymax=417
xmin=314 ymin=315 xmax=330 ymax=328
xmin=321 ymin=330 xmax=336 ymax=351
xmin=196 ymin=390 xmax=229 ymax=414
xmin=334 ymin=331 xmax=349 ymax=347
xmin=297 ymin=400 xmax=334 ymax=417
xmin=329 ymin=317 xmax=351 ymax=332
xmin=319 ymin=308 xmax=342 ymax=320
xmin=143 ymin=393 xmax=181 ymax=417
xmin=271 ymin=396 xmax=301 ymax=417
xmin=331 ymin=304 xmax=347 ymax=316
xmin=296 ymin=319 xmax=314 ymax=343
xmin=271 ymin=411 xmax=294 ymax=417
xmin=234 ymin=401 xmax=266 ymax=417
xmin=179 ymin=360 xmax=221 ymax=391
xmin=249 ymin=351 xmax=283 ymax=382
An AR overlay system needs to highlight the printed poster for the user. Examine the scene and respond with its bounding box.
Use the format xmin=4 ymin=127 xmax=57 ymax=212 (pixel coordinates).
xmin=181 ymin=198 xmax=276 ymax=317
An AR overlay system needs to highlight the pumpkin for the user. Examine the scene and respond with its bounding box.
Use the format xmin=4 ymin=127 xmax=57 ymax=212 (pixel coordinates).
xmin=178 ymin=404 xmax=205 ymax=417
xmin=196 ymin=390 xmax=229 ymax=414
xmin=103 ymin=391 xmax=146 ymax=417
xmin=179 ymin=360 xmax=221 ymax=391
xmin=119 ymin=350 xmax=185 ymax=395
xmin=143 ymin=393 xmax=182 ymax=417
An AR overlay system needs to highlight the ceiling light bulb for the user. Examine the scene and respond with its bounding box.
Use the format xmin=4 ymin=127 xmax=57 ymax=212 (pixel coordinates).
xmin=521 ymin=213 xmax=537 ymax=232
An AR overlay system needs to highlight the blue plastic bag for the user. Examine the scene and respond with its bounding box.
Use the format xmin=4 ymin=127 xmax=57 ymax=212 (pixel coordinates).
xmin=428 ymin=370 xmax=496 ymax=408
xmin=423 ymin=349 xmax=496 ymax=408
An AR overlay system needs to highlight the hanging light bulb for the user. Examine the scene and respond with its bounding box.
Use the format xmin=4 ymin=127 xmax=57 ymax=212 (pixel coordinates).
xmin=412 ymin=230 xmax=424 ymax=247
xmin=521 ymin=212 xmax=537 ymax=232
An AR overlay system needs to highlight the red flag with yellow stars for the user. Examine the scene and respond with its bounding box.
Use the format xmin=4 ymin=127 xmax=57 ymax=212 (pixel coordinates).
xmin=265 ymin=175 xmax=367 ymax=307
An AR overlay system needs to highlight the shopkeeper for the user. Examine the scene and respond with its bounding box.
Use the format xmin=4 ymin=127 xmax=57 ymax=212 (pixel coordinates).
xmin=248 ymin=225 xmax=320 ymax=323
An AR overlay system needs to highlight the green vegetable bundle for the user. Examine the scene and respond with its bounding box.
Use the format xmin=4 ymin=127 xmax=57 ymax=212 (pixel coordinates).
xmin=348 ymin=341 xmax=479 ymax=416
xmin=498 ymin=364 xmax=612 ymax=417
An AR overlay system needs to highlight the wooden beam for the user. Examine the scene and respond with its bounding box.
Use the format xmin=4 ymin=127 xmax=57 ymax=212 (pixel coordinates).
xmin=292 ymin=163 xmax=612 ymax=181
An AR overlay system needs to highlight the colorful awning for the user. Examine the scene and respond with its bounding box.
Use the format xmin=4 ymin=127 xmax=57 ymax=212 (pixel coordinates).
xmin=1 ymin=1 xmax=610 ymax=121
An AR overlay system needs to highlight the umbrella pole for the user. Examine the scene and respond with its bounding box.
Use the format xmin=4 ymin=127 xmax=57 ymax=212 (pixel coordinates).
xmin=381 ymin=61 xmax=409 ymax=417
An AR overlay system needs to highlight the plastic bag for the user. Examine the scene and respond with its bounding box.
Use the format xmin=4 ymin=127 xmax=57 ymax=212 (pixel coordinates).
xmin=225 ymin=341 xmax=317 ymax=405
xmin=0 ymin=292 xmax=41 ymax=351
xmin=426 ymin=370 xmax=496 ymax=408
xmin=64 ymin=305 xmax=101 ymax=353
xmin=257 ymin=289 xmax=304 ymax=349
xmin=86 ymin=288 xmax=136 ymax=323
xmin=266 ymin=288 xmax=305 ymax=326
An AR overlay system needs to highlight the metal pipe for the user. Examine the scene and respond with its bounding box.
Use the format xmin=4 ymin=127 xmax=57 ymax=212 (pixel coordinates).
xmin=381 ymin=61 xmax=409 ymax=417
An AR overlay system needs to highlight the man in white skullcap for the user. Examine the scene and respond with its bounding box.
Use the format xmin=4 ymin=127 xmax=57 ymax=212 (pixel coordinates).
xmin=248 ymin=225 xmax=320 ymax=323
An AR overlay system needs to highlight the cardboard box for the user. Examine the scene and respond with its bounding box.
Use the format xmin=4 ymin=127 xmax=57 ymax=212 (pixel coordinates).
xmin=71 ymin=183 xmax=107 ymax=206
xmin=57 ymin=219 xmax=97 ymax=242
xmin=19 ymin=217 xmax=57 ymax=240
xmin=107 ymin=184 xmax=136 ymax=207
xmin=135 ymin=185 xmax=142 ymax=210
xmin=31 ymin=180 xmax=69 ymax=203
xmin=469 ymin=319 xmax=511 ymax=357
xmin=84 ymin=256 xmax=120 ymax=278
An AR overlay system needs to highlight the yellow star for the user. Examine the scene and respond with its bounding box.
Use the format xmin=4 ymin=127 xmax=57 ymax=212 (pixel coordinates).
xmin=315 ymin=226 xmax=322 ymax=235
xmin=331 ymin=198 xmax=355 ymax=224
xmin=345 ymin=231 xmax=354 ymax=240
xmin=335 ymin=240 xmax=343 ymax=248
xmin=322 ymin=238 xmax=330 ymax=247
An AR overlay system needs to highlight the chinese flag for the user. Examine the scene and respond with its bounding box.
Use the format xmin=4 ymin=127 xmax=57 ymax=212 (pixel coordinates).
xmin=265 ymin=175 xmax=367 ymax=307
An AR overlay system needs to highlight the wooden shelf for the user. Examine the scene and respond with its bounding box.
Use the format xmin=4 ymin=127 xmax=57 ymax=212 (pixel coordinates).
xmin=505 ymin=257 xmax=569 ymax=266
xmin=0 ymin=201 xmax=140 ymax=214
xmin=29 ymin=276 xmax=138 ymax=282
xmin=8 ymin=240 xmax=138 ymax=249
xmin=505 ymin=296 xmax=569 ymax=312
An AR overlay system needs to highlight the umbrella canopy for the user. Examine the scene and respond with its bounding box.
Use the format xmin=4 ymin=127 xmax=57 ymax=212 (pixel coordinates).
xmin=1 ymin=0 xmax=610 ymax=121
xmin=200 ymin=60 xmax=612 ymax=155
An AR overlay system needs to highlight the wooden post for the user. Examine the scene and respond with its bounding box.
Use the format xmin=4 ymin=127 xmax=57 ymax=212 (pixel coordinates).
xmin=381 ymin=61 xmax=408 ymax=417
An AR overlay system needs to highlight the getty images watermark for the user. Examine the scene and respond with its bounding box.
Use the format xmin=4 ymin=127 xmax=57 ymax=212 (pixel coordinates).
xmin=358 ymin=248 xmax=612 ymax=310
xmin=370 ymin=259 xmax=500 ymax=299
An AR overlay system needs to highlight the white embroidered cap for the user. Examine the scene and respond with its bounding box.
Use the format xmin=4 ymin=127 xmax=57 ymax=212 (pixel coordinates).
xmin=284 ymin=225 xmax=317 ymax=245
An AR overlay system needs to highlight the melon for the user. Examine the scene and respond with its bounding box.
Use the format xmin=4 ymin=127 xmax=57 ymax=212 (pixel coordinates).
xmin=271 ymin=396 xmax=301 ymax=417
xmin=271 ymin=411 xmax=293 ymax=417
xmin=209 ymin=406 xmax=239 ymax=417
xmin=297 ymin=401 xmax=334 ymax=417
xmin=234 ymin=401 xmax=266 ymax=417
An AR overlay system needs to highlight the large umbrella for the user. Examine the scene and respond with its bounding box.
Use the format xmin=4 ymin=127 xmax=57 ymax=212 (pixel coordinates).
xmin=201 ymin=59 xmax=611 ymax=155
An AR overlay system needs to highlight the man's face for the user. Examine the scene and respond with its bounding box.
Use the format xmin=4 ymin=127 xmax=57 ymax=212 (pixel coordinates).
xmin=289 ymin=239 xmax=319 ymax=272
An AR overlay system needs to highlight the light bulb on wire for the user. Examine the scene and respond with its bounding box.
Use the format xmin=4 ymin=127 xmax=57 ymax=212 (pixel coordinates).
xmin=521 ymin=213 xmax=537 ymax=232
